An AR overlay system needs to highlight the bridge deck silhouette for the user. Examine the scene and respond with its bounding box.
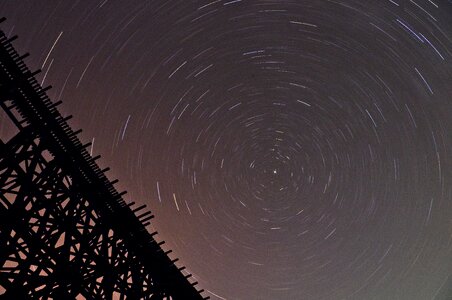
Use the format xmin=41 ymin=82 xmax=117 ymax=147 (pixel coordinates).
xmin=0 ymin=18 xmax=208 ymax=299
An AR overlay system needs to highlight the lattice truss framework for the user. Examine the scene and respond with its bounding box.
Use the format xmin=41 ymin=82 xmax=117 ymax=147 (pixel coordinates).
xmin=0 ymin=19 xmax=207 ymax=300
xmin=0 ymin=129 xmax=156 ymax=299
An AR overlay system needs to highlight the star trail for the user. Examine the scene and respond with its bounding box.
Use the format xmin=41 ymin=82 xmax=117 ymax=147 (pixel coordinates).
xmin=1 ymin=1 xmax=452 ymax=299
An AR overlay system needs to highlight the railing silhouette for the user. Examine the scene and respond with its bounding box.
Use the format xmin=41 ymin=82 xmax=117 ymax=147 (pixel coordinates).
xmin=0 ymin=17 xmax=207 ymax=300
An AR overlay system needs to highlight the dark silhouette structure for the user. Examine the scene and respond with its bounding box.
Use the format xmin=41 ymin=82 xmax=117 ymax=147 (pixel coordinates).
xmin=0 ymin=19 xmax=208 ymax=300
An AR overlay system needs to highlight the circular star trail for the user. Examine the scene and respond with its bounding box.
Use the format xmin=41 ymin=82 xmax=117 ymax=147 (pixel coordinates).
xmin=2 ymin=1 xmax=452 ymax=299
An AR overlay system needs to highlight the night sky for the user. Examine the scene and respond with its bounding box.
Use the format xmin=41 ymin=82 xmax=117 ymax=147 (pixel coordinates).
xmin=1 ymin=1 xmax=452 ymax=299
